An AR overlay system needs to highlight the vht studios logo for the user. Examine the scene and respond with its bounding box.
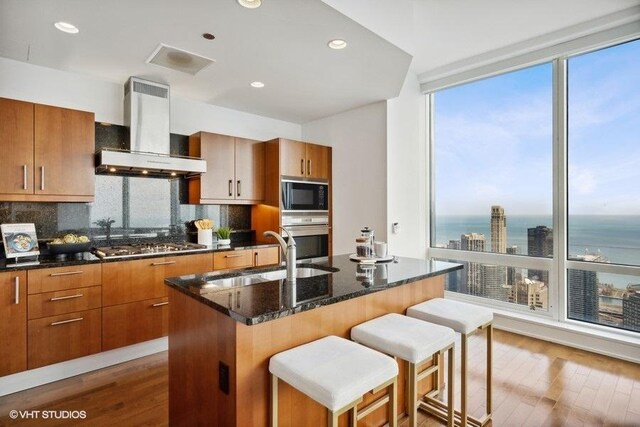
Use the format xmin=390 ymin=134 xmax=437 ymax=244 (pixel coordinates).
xmin=9 ymin=410 xmax=87 ymax=420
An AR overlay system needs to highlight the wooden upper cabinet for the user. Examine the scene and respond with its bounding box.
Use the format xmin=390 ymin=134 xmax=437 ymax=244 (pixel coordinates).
xmin=280 ymin=139 xmax=307 ymax=178
xmin=0 ymin=98 xmax=95 ymax=202
xmin=34 ymin=104 xmax=95 ymax=199
xmin=280 ymin=139 xmax=331 ymax=180
xmin=189 ymin=132 xmax=265 ymax=204
xmin=0 ymin=271 xmax=27 ymax=377
xmin=0 ymin=98 xmax=34 ymax=195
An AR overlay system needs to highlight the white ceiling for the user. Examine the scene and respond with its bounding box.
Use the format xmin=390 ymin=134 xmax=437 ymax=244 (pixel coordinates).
xmin=0 ymin=0 xmax=412 ymax=123
xmin=2 ymin=0 xmax=639 ymax=124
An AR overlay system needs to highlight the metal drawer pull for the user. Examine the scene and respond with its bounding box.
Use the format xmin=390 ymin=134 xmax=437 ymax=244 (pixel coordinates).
xmin=151 ymin=261 xmax=177 ymax=266
xmin=228 ymin=179 xmax=233 ymax=197
xmin=50 ymin=294 xmax=83 ymax=301
xmin=152 ymin=302 xmax=169 ymax=307
xmin=40 ymin=166 xmax=45 ymax=191
xmin=224 ymin=254 xmax=243 ymax=258
xmin=50 ymin=270 xmax=84 ymax=277
xmin=300 ymin=159 xmax=304 ymax=174
xmin=237 ymin=180 xmax=241 ymax=197
xmin=23 ymin=165 xmax=28 ymax=190
xmin=308 ymin=159 xmax=311 ymax=175
xmin=50 ymin=317 xmax=83 ymax=326
xmin=14 ymin=277 xmax=20 ymax=305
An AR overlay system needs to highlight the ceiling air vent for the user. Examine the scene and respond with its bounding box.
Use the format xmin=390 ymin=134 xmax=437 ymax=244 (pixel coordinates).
xmin=146 ymin=44 xmax=215 ymax=75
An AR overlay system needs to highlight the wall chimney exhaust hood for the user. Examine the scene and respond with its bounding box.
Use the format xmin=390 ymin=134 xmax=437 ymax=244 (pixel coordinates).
xmin=95 ymin=77 xmax=206 ymax=178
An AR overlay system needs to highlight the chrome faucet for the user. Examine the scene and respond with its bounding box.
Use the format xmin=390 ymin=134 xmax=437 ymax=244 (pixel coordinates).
xmin=263 ymin=227 xmax=296 ymax=282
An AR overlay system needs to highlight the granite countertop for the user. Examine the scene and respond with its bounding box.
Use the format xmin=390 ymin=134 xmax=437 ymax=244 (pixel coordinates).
xmin=165 ymin=255 xmax=463 ymax=325
xmin=0 ymin=241 xmax=279 ymax=272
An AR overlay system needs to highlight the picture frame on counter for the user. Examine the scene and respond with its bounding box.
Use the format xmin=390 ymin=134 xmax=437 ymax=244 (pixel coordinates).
xmin=1 ymin=223 xmax=41 ymax=266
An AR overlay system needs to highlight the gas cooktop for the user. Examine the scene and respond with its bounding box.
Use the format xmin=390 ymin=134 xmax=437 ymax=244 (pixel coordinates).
xmin=93 ymin=242 xmax=209 ymax=259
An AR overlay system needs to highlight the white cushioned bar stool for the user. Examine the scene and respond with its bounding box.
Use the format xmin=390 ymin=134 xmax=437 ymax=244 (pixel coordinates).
xmin=269 ymin=335 xmax=399 ymax=427
xmin=407 ymin=298 xmax=493 ymax=427
xmin=351 ymin=313 xmax=456 ymax=427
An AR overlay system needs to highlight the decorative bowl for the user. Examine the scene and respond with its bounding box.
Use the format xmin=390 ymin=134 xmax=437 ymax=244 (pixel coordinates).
xmin=47 ymin=242 xmax=92 ymax=255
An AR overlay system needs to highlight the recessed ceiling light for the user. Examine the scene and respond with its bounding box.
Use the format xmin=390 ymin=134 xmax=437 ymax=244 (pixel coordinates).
xmin=328 ymin=39 xmax=347 ymax=50
xmin=54 ymin=22 xmax=79 ymax=34
xmin=202 ymin=33 xmax=215 ymax=40
xmin=250 ymin=81 xmax=265 ymax=88
xmin=237 ymin=0 xmax=262 ymax=9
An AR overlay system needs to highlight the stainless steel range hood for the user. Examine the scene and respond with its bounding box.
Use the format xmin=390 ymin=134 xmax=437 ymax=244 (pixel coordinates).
xmin=95 ymin=77 xmax=206 ymax=177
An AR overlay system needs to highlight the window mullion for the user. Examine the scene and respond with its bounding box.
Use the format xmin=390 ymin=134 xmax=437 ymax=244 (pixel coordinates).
xmin=553 ymin=58 xmax=568 ymax=322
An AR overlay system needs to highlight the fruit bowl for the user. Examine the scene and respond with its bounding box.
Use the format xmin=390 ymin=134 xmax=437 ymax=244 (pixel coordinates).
xmin=47 ymin=242 xmax=92 ymax=255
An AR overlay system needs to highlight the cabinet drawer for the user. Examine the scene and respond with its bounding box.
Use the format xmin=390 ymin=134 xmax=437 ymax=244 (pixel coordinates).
xmin=28 ymin=308 xmax=101 ymax=369
xmin=102 ymin=297 xmax=169 ymax=351
xmin=28 ymin=286 xmax=101 ymax=320
xmin=254 ymin=247 xmax=280 ymax=266
xmin=28 ymin=264 xmax=101 ymax=294
xmin=102 ymin=254 xmax=212 ymax=306
xmin=214 ymin=250 xmax=253 ymax=270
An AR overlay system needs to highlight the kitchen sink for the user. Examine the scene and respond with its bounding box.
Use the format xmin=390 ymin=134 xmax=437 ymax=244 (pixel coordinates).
xmin=257 ymin=267 xmax=333 ymax=281
xmin=202 ymin=276 xmax=266 ymax=290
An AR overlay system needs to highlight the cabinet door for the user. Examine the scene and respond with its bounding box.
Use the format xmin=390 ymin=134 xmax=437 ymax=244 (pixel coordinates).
xmin=280 ymin=139 xmax=307 ymax=178
xmin=253 ymin=247 xmax=280 ymax=266
xmin=102 ymin=258 xmax=169 ymax=306
xmin=213 ymin=250 xmax=253 ymax=270
xmin=0 ymin=98 xmax=34 ymax=195
xmin=235 ymin=138 xmax=265 ymax=201
xmin=28 ymin=308 xmax=101 ymax=369
xmin=102 ymin=297 xmax=169 ymax=350
xmin=34 ymin=104 xmax=95 ymax=198
xmin=0 ymin=271 xmax=27 ymax=376
xmin=305 ymin=143 xmax=331 ymax=180
xmin=198 ymin=132 xmax=235 ymax=201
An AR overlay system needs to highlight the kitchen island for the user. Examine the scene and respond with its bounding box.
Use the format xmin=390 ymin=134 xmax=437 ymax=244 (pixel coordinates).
xmin=165 ymin=255 xmax=462 ymax=427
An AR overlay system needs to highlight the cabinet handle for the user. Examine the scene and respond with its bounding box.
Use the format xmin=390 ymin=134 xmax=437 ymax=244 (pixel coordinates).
xmin=254 ymin=252 xmax=258 ymax=265
xmin=22 ymin=165 xmax=28 ymax=190
xmin=300 ymin=159 xmax=304 ymax=174
xmin=50 ymin=293 xmax=83 ymax=301
xmin=237 ymin=180 xmax=241 ymax=197
xmin=224 ymin=254 xmax=243 ymax=258
xmin=50 ymin=317 xmax=83 ymax=326
xmin=228 ymin=180 xmax=233 ymax=197
xmin=151 ymin=261 xmax=176 ymax=266
xmin=307 ymin=159 xmax=311 ymax=176
xmin=40 ymin=166 xmax=45 ymax=191
xmin=152 ymin=301 xmax=169 ymax=307
xmin=50 ymin=270 xmax=84 ymax=277
xmin=14 ymin=277 xmax=20 ymax=305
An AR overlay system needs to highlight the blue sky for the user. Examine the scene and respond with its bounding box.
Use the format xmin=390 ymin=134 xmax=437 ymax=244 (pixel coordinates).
xmin=434 ymin=39 xmax=640 ymax=216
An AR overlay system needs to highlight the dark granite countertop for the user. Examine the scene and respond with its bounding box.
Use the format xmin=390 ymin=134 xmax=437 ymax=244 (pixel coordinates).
xmin=0 ymin=241 xmax=279 ymax=272
xmin=164 ymin=255 xmax=463 ymax=325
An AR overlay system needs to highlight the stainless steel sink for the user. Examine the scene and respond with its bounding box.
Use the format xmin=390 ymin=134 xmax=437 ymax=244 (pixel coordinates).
xmin=202 ymin=276 xmax=266 ymax=290
xmin=258 ymin=267 xmax=333 ymax=281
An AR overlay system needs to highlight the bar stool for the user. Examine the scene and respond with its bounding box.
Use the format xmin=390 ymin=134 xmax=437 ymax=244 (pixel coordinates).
xmin=407 ymin=298 xmax=493 ymax=427
xmin=269 ymin=335 xmax=399 ymax=427
xmin=351 ymin=313 xmax=456 ymax=427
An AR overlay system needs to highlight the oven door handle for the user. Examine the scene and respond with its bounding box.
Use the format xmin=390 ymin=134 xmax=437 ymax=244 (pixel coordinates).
xmin=285 ymin=225 xmax=329 ymax=237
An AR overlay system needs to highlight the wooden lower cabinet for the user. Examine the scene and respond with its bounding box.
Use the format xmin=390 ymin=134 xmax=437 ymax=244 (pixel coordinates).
xmin=214 ymin=250 xmax=253 ymax=270
xmin=102 ymin=297 xmax=169 ymax=350
xmin=253 ymin=247 xmax=279 ymax=267
xmin=28 ymin=308 xmax=102 ymax=369
xmin=28 ymin=286 xmax=101 ymax=319
xmin=28 ymin=264 xmax=102 ymax=294
xmin=0 ymin=271 xmax=27 ymax=376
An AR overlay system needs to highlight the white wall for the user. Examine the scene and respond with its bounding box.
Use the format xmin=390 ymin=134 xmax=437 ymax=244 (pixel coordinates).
xmin=302 ymin=102 xmax=388 ymax=255
xmin=386 ymin=72 xmax=427 ymax=258
xmin=0 ymin=57 xmax=301 ymax=140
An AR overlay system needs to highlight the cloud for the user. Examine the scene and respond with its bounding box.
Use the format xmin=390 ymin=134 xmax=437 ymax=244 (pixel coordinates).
xmin=568 ymin=165 xmax=596 ymax=195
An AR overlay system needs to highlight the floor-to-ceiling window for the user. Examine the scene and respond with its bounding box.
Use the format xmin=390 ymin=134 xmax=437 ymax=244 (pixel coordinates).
xmin=428 ymin=37 xmax=640 ymax=334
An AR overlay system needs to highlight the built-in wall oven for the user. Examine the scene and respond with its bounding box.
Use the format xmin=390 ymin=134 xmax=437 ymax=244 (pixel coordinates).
xmin=282 ymin=179 xmax=328 ymax=212
xmin=282 ymin=214 xmax=329 ymax=261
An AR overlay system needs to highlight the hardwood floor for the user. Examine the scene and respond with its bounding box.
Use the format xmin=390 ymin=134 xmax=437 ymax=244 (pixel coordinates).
xmin=0 ymin=330 xmax=638 ymax=426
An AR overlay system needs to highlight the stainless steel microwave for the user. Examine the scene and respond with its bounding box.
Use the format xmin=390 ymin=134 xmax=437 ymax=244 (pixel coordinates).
xmin=281 ymin=179 xmax=329 ymax=212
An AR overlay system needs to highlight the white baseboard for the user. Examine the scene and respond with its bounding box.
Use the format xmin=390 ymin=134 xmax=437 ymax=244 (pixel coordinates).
xmin=0 ymin=338 xmax=168 ymax=396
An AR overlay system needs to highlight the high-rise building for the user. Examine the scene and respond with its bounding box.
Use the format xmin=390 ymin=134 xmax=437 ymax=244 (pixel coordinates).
xmin=567 ymin=255 xmax=602 ymax=323
xmin=461 ymin=233 xmax=485 ymax=296
xmin=528 ymin=226 xmax=553 ymax=284
xmin=623 ymin=286 xmax=640 ymax=332
xmin=448 ymin=240 xmax=461 ymax=250
xmin=506 ymin=245 xmax=518 ymax=286
xmin=481 ymin=264 xmax=508 ymax=301
xmin=491 ymin=205 xmax=507 ymax=253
